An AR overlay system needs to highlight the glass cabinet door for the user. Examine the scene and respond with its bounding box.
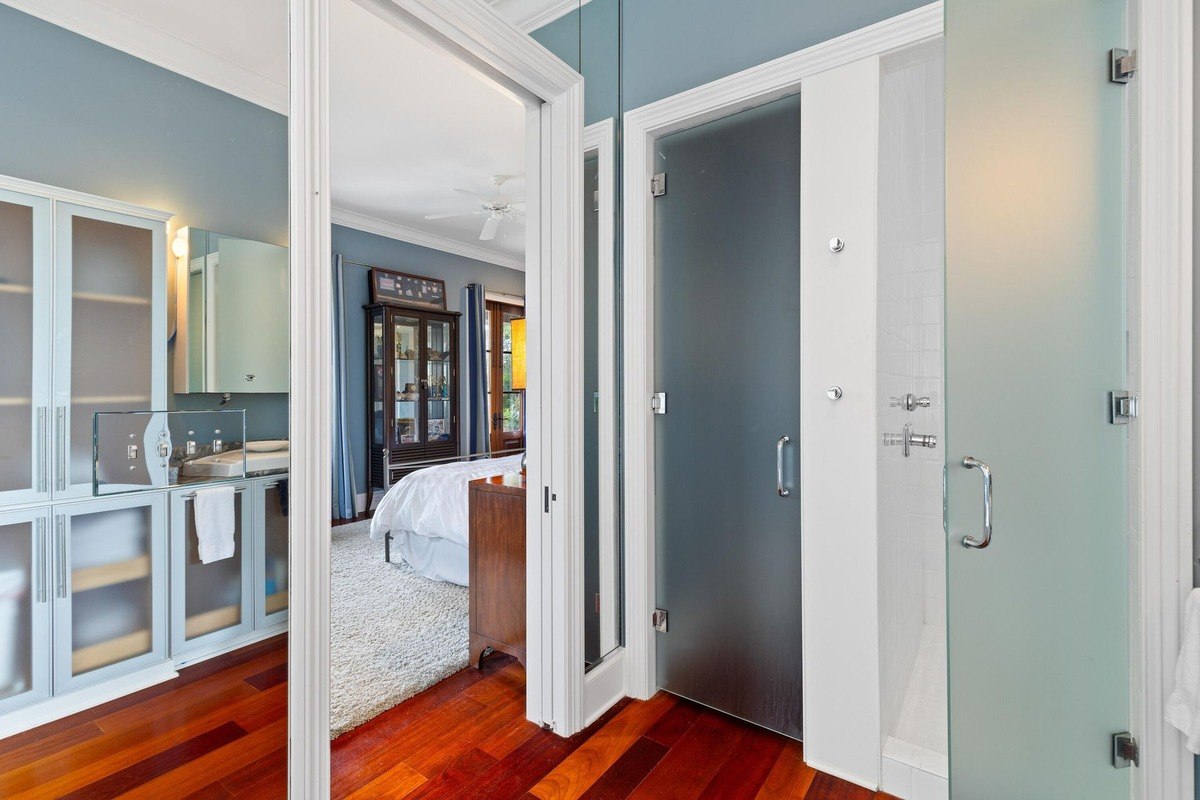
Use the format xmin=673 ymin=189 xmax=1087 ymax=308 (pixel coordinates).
xmin=54 ymin=203 xmax=164 ymax=500
xmin=0 ymin=188 xmax=51 ymax=506
xmin=256 ymin=479 xmax=289 ymax=626
xmin=170 ymin=486 xmax=253 ymax=657
xmin=425 ymin=318 xmax=454 ymax=444
xmin=0 ymin=509 xmax=51 ymax=715
xmin=53 ymin=494 xmax=166 ymax=691
xmin=392 ymin=314 xmax=422 ymax=450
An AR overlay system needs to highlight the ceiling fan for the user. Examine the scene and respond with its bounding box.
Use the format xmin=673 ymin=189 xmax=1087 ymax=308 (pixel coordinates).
xmin=424 ymin=174 xmax=525 ymax=241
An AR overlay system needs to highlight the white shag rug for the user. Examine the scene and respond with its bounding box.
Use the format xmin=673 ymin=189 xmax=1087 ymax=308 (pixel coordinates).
xmin=330 ymin=520 xmax=469 ymax=738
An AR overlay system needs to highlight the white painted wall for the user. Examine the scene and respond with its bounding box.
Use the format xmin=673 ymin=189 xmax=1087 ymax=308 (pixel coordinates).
xmin=799 ymin=55 xmax=883 ymax=790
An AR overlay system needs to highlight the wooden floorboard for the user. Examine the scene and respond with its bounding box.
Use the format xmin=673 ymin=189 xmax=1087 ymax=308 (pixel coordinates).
xmin=0 ymin=636 xmax=910 ymax=799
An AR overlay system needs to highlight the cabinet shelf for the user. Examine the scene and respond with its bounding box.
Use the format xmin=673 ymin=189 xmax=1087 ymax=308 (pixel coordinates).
xmin=72 ymin=629 xmax=151 ymax=674
xmin=0 ymin=283 xmax=33 ymax=296
xmin=0 ymin=397 xmax=31 ymax=407
xmin=73 ymin=555 xmax=151 ymax=593
xmin=265 ymin=591 xmax=288 ymax=614
xmin=184 ymin=605 xmax=241 ymax=639
xmin=72 ymin=290 xmax=151 ymax=306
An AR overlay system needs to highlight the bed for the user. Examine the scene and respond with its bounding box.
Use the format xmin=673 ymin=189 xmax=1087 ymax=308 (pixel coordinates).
xmin=369 ymin=454 xmax=524 ymax=586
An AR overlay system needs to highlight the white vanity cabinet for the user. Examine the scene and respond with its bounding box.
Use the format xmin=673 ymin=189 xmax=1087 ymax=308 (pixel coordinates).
xmin=0 ymin=508 xmax=52 ymax=715
xmin=0 ymin=176 xmax=168 ymax=506
xmin=169 ymin=482 xmax=254 ymax=657
xmin=169 ymin=474 xmax=288 ymax=662
xmin=52 ymin=493 xmax=169 ymax=693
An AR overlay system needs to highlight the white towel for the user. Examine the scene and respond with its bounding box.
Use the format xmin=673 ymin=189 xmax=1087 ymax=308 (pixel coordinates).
xmin=194 ymin=485 xmax=236 ymax=564
xmin=1167 ymin=587 xmax=1200 ymax=753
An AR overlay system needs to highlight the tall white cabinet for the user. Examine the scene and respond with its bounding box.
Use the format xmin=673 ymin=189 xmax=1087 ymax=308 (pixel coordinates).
xmin=0 ymin=176 xmax=171 ymax=719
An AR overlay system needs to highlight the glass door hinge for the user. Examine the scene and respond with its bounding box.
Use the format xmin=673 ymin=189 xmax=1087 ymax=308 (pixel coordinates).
xmin=650 ymin=173 xmax=667 ymax=197
xmin=652 ymin=608 xmax=668 ymax=633
xmin=1112 ymin=732 xmax=1138 ymax=768
xmin=1109 ymin=390 xmax=1138 ymax=424
xmin=1110 ymin=48 xmax=1136 ymax=83
xmin=651 ymin=392 xmax=667 ymax=415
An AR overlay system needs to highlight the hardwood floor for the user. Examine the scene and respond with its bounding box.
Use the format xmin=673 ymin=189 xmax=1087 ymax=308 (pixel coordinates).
xmin=0 ymin=636 xmax=901 ymax=799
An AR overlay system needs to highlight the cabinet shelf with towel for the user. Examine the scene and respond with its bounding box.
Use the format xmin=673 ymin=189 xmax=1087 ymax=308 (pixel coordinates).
xmin=169 ymin=474 xmax=289 ymax=663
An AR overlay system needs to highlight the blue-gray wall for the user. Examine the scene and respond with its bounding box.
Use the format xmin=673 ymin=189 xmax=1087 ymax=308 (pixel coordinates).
xmin=0 ymin=5 xmax=289 ymax=440
xmin=333 ymin=224 xmax=525 ymax=497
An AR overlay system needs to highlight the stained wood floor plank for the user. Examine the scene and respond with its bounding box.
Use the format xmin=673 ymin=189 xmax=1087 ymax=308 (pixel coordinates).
xmin=625 ymin=710 xmax=747 ymax=800
xmin=475 ymin=713 xmax=541 ymax=761
xmin=803 ymin=772 xmax=876 ymax=800
xmin=0 ymin=721 xmax=105 ymax=776
xmin=220 ymin=743 xmax=288 ymax=799
xmin=400 ymin=747 xmax=496 ymax=800
xmin=696 ymin=721 xmax=786 ymax=800
xmin=184 ymin=783 xmax=238 ymax=800
xmin=641 ymin=699 xmax=702 ymax=749
xmin=576 ymin=737 xmax=668 ymax=800
xmin=755 ymin=741 xmax=815 ymax=800
xmin=404 ymin=694 xmax=526 ymax=777
xmin=56 ymin=721 xmax=248 ymax=800
xmin=244 ymin=661 xmax=289 ymax=691
xmin=341 ymin=757 xmax=427 ymax=800
xmin=528 ymin=692 xmax=676 ymax=800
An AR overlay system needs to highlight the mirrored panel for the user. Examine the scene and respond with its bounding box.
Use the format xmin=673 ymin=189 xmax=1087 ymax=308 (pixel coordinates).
xmin=173 ymin=227 xmax=289 ymax=394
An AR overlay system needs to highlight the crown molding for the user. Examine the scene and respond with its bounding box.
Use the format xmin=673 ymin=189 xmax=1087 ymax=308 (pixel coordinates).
xmin=331 ymin=206 xmax=525 ymax=271
xmin=2 ymin=0 xmax=289 ymax=114
xmin=489 ymin=0 xmax=592 ymax=33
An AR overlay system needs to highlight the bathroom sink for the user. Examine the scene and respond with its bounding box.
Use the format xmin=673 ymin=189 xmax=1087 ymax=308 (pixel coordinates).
xmin=181 ymin=445 xmax=290 ymax=478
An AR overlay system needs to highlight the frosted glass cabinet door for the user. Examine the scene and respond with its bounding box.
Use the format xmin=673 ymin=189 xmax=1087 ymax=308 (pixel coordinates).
xmin=53 ymin=203 xmax=165 ymax=500
xmin=170 ymin=485 xmax=253 ymax=657
xmin=0 ymin=188 xmax=52 ymax=507
xmin=0 ymin=509 xmax=51 ymax=715
xmin=945 ymin=2 xmax=1129 ymax=797
xmin=255 ymin=478 xmax=289 ymax=626
xmin=52 ymin=494 xmax=167 ymax=692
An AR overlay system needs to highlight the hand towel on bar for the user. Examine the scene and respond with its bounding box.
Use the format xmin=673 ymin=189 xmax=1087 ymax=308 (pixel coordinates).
xmin=1167 ymin=587 xmax=1200 ymax=753
xmin=194 ymin=485 xmax=236 ymax=564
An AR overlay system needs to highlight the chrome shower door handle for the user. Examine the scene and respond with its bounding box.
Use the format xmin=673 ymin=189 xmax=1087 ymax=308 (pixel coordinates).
xmin=776 ymin=435 xmax=791 ymax=497
xmin=961 ymin=456 xmax=993 ymax=549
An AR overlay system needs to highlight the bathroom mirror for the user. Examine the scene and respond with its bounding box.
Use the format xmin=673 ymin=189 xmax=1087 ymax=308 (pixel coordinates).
xmin=173 ymin=227 xmax=289 ymax=394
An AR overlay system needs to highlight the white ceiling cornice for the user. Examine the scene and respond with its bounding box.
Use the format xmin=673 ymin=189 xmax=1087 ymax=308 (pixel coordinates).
xmin=332 ymin=207 xmax=525 ymax=272
xmin=2 ymin=0 xmax=289 ymax=114
xmin=489 ymin=0 xmax=592 ymax=33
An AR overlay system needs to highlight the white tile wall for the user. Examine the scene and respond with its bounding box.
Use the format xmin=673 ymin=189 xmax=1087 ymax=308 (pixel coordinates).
xmin=877 ymin=40 xmax=947 ymax=757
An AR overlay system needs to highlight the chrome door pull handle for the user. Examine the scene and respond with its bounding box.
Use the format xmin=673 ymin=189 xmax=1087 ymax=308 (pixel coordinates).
xmin=777 ymin=435 xmax=791 ymax=497
xmin=35 ymin=517 xmax=46 ymax=603
xmin=961 ymin=456 xmax=993 ymax=549
xmin=36 ymin=406 xmax=47 ymax=493
xmin=55 ymin=514 xmax=68 ymax=598
xmin=55 ymin=406 xmax=67 ymax=492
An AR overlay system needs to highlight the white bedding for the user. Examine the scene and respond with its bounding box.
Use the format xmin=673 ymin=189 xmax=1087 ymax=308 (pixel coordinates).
xmin=370 ymin=454 xmax=523 ymax=585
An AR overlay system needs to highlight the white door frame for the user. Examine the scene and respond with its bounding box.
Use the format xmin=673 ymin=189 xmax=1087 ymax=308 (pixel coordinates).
xmin=620 ymin=1 xmax=943 ymax=703
xmin=288 ymin=1 xmax=584 ymax=796
xmin=621 ymin=1 xmax=1194 ymax=798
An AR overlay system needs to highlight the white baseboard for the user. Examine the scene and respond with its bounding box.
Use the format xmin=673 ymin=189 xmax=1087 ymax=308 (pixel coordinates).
xmin=356 ymin=492 xmax=369 ymax=514
xmin=0 ymin=660 xmax=178 ymax=739
xmin=171 ymin=623 xmax=288 ymax=670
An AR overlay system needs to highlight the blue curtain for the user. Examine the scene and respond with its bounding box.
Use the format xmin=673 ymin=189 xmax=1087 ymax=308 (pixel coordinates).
xmin=332 ymin=254 xmax=357 ymax=519
xmin=463 ymin=284 xmax=489 ymax=456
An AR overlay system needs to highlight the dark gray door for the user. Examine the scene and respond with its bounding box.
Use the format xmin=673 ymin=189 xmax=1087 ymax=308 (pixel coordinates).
xmin=653 ymin=94 xmax=803 ymax=739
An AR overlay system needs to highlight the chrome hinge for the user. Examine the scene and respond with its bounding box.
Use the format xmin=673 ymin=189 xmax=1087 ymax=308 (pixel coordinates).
xmin=651 ymin=392 xmax=667 ymax=415
xmin=593 ymin=189 xmax=600 ymax=212
xmin=1109 ymin=390 xmax=1138 ymax=424
xmin=1110 ymin=48 xmax=1136 ymax=83
xmin=650 ymin=173 xmax=667 ymax=197
xmin=594 ymin=593 xmax=601 ymax=614
xmin=543 ymin=486 xmax=551 ymax=513
xmin=1112 ymin=732 xmax=1138 ymax=768
xmin=652 ymin=608 xmax=668 ymax=633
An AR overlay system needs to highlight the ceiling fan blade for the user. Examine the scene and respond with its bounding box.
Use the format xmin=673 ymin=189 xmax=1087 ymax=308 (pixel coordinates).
xmin=480 ymin=215 xmax=501 ymax=241
xmin=424 ymin=212 xmax=476 ymax=220
xmin=454 ymin=188 xmax=491 ymax=204
xmin=509 ymin=201 xmax=526 ymax=210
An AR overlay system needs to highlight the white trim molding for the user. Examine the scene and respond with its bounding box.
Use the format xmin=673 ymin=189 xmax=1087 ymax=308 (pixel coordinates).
xmin=621 ymin=1 xmax=943 ymax=703
xmin=1135 ymin=0 xmax=1194 ymax=797
xmin=290 ymin=0 xmax=585 ymax=795
xmin=3 ymin=0 xmax=289 ymax=114
xmin=331 ymin=206 xmax=525 ymax=271
xmin=0 ymin=173 xmax=173 ymax=222
xmin=488 ymin=0 xmax=592 ymax=34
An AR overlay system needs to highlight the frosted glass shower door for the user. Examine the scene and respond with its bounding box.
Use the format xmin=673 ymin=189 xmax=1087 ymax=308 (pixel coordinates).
xmin=945 ymin=2 xmax=1130 ymax=797
xmin=653 ymin=95 xmax=803 ymax=739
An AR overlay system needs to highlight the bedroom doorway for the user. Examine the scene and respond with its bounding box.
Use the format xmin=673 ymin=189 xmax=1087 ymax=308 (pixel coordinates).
xmin=325 ymin=0 xmax=532 ymax=744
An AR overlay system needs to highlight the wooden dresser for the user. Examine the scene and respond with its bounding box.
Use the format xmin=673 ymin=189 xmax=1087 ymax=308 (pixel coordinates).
xmin=468 ymin=472 xmax=527 ymax=668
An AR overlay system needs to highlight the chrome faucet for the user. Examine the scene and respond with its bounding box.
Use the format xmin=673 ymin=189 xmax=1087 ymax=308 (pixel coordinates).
xmin=890 ymin=393 xmax=932 ymax=412
xmin=883 ymin=422 xmax=937 ymax=457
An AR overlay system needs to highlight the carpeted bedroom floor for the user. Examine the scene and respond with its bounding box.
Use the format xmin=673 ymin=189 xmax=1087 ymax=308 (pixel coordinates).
xmin=330 ymin=520 xmax=469 ymax=738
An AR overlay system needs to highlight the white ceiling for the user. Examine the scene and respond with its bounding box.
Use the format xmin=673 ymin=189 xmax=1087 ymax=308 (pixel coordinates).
xmin=3 ymin=0 xmax=555 ymax=270
xmin=330 ymin=0 xmax=526 ymax=267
